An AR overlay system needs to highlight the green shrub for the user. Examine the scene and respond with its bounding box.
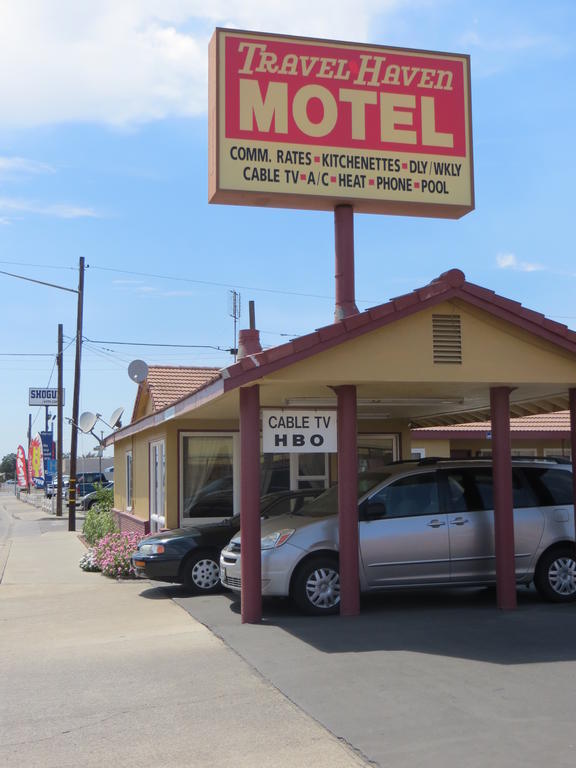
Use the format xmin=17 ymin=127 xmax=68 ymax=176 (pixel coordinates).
xmin=83 ymin=505 xmax=118 ymax=546
xmin=91 ymin=484 xmax=114 ymax=513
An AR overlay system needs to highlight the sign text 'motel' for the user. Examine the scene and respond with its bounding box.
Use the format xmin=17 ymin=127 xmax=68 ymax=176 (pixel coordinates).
xmin=210 ymin=29 xmax=473 ymax=218
xmin=29 ymin=388 xmax=65 ymax=406
xmin=262 ymin=409 xmax=337 ymax=453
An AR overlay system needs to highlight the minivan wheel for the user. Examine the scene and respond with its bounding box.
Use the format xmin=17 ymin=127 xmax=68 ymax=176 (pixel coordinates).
xmin=535 ymin=548 xmax=576 ymax=603
xmin=181 ymin=552 xmax=222 ymax=595
xmin=292 ymin=556 xmax=340 ymax=615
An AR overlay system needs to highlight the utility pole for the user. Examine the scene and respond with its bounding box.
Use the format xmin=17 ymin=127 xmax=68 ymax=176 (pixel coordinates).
xmin=27 ymin=413 xmax=32 ymax=493
xmin=68 ymin=258 xmax=85 ymax=531
xmin=56 ymin=324 xmax=63 ymax=517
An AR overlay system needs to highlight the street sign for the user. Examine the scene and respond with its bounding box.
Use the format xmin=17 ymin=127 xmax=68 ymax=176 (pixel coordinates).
xmin=29 ymin=388 xmax=64 ymax=406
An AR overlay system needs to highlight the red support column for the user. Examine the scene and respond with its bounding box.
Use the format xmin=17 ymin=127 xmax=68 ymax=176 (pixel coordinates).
xmin=569 ymin=389 xmax=576 ymax=547
xmin=490 ymin=386 xmax=517 ymax=610
xmin=240 ymin=385 xmax=261 ymax=624
xmin=334 ymin=205 xmax=359 ymax=321
xmin=335 ymin=384 xmax=359 ymax=616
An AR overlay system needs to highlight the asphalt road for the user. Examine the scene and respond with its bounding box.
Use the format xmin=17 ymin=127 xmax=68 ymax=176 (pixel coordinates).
xmin=167 ymin=577 xmax=576 ymax=767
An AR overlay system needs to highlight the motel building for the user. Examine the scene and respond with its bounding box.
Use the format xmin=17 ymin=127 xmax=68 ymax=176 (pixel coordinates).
xmin=108 ymin=268 xmax=576 ymax=622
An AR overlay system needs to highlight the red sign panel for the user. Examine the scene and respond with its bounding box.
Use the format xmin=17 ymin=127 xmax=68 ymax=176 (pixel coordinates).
xmin=209 ymin=30 xmax=474 ymax=218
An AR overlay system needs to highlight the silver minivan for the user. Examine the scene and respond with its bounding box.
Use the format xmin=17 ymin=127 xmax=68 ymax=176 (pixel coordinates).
xmin=220 ymin=459 xmax=576 ymax=614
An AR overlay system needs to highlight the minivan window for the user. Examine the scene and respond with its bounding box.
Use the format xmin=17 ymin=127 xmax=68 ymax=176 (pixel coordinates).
xmin=523 ymin=468 xmax=573 ymax=506
xmin=443 ymin=467 xmax=538 ymax=512
xmin=300 ymin=473 xmax=392 ymax=518
xmin=367 ymin=472 xmax=439 ymax=519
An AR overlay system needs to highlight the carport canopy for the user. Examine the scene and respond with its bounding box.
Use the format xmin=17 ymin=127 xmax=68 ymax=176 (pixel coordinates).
xmin=113 ymin=269 xmax=576 ymax=621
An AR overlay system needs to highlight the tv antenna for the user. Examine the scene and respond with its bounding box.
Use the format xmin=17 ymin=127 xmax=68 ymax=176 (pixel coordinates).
xmin=228 ymin=290 xmax=241 ymax=363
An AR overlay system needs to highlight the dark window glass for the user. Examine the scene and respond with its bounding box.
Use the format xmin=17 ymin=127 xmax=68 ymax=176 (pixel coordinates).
xmin=511 ymin=469 xmax=539 ymax=508
xmin=367 ymin=472 xmax=439 ymax=519
xmin=445 ymin=467 xmax=552 ymax=512
xmin=524 ymin=468 xmax=573 ymax=506
xmin=444 ymin=470 xmax=484 ymax=513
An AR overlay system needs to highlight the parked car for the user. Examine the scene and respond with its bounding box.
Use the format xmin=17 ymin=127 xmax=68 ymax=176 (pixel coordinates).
xmin=131 ymin=489 xmax=323 ymax=594
xmin=220 ymin=459 xmax=576 ymax=615
xmin=79 ymin=481 xmax=114 ymax=511
xmin=64 ymin=472 xmax=108 ymax=501
xmin=46 ymin=475 xmax=69 ymax=498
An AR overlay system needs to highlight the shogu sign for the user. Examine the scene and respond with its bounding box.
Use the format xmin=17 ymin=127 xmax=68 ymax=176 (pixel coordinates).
xmin=209 ymin=29 xmax=474 ymax=218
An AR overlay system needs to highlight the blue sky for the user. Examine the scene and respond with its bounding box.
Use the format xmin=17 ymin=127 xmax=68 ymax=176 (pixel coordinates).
xmin=1 ymin=0 xmax=575 ymax=461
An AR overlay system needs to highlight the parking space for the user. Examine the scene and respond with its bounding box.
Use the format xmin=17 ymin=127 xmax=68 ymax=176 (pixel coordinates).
xmin=144 ymin=584 xmax=576 ymax=767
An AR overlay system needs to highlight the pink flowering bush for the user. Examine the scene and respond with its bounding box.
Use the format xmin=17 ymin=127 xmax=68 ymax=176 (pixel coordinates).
xmin=93 ymin=531 xmax=142 ymax=579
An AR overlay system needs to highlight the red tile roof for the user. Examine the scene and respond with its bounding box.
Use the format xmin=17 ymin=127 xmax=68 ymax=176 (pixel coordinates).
xmin=412 ymin=411 xmax=571 ymax=438
xmin=132 ymin=366 xmax=221 ymax=418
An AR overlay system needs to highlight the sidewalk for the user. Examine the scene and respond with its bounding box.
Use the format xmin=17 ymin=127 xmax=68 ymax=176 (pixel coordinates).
xmin=0 ymin=493 xmax=370 ymax=768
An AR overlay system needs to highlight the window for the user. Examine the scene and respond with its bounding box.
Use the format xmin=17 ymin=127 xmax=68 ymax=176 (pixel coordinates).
xmin=182 ymin=435 xmax=235 ymax=521
xmin=544 ymin=448 xmax=571 ymax=459
xmin=524 ymin=468 xmax=573 ymax=506
xmin=443 ymin=468 xmax=538 ymax=512
xmin=367 ymin=472 xmax=439 ymax=519
xmin=357 ymin=435 xmax=398 ymax=472
xmin=294 ymin=453 xmax=329 ymax=490
xmin=125 ymin=451 xmax=133 ymax=510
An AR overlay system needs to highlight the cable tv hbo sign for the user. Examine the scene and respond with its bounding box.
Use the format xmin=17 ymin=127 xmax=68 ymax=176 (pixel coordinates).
xmin=262 ymin=409 xmax=337 ymax=453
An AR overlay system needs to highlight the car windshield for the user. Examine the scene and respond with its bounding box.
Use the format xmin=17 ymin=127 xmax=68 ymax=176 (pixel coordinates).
xmin=293 ymin=473 xmax=392 ymax=517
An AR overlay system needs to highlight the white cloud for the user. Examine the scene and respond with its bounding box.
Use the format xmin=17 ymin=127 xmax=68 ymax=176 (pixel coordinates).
xmin=460 ymin=31 xmax=554 ymax=53
xmin=0 ymin=197 xmax=100 ymax=219
xmin=496 ymin=252 xmax=544 ymax=273
xmin=0 ymin=157 xmax=55 ymax=176
xmin=0 ymin=0 xmax=397 ymax=126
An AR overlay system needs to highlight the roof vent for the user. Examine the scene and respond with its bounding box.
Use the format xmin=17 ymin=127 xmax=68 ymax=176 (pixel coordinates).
xmin=432 ymin=314 xmax=462 ymax=364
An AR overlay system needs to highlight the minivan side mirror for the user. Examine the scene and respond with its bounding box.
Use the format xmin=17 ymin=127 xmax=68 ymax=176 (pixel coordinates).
xmin=363 ymin=499 xmax=387 ymax=520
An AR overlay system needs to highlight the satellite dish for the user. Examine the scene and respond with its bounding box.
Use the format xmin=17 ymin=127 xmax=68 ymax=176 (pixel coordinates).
xmin=109 ymin=407 xmax=124 ymax=429
xmin=79 ymin=411 xmax=98 ymax=433
xmin=128 ymin=359 xmax=149 ymax=384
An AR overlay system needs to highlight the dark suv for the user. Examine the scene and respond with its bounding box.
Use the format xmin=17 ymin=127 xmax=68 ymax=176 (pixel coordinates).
xmin=67 ymin=472 xmax=108 ymax=500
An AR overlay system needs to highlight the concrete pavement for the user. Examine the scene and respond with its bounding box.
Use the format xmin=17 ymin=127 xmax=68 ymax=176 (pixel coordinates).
xmin=0 ymin=491 xmax=371 ymax=768
xmin=4 ymin=488 xmax=576 ymax=768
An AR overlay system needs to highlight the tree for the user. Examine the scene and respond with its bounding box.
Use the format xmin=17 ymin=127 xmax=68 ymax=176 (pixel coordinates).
xmin=0 ymin=453 xmax=16 ymax=480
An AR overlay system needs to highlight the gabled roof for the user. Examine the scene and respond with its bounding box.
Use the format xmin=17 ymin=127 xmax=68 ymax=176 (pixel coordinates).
xmin=220 ymin=268 xmax=576 ymax=390
xmin=413 ymin=410 xmax=572 ymax=440
xmin=131 ymin=366 xmax=221 ymax=421
xmin=111 ymin=269 xmax=576 ymax=443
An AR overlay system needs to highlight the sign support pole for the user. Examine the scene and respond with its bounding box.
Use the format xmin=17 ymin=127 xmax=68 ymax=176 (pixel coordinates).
xmin=334 ymin=205 xmax=358 ymax=321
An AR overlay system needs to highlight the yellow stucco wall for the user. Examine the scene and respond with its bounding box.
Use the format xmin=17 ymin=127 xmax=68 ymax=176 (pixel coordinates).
xmin=263 ymin=300 xmax=576 ymax=385
xmin=411 ymin=438 xmax=451 ymax=458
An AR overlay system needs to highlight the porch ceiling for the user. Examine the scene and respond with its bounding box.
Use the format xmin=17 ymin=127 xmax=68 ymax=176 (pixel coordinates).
xmin=171 ymin=379 xmax=571 ymax=428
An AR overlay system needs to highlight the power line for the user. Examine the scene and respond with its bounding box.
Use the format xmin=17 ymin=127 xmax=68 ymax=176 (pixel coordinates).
xmin=89 ymin=264 xmax=337 ymax=301
xmin=0 ymin=260 xmax=78 ymax=271
xmin=83 ymin=336 xmax=233 ymax=352
xmin=0 ymin=268 xmax=78 ymax=293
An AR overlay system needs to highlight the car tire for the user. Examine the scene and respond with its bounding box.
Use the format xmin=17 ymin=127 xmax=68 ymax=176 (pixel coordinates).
xmin=291 ymin=555 xmax=340 ymax=615
xmin=534 ymin=548 xmax=576 ymax=602
xmin=181 ymin=552 xmax=222 ymax=595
